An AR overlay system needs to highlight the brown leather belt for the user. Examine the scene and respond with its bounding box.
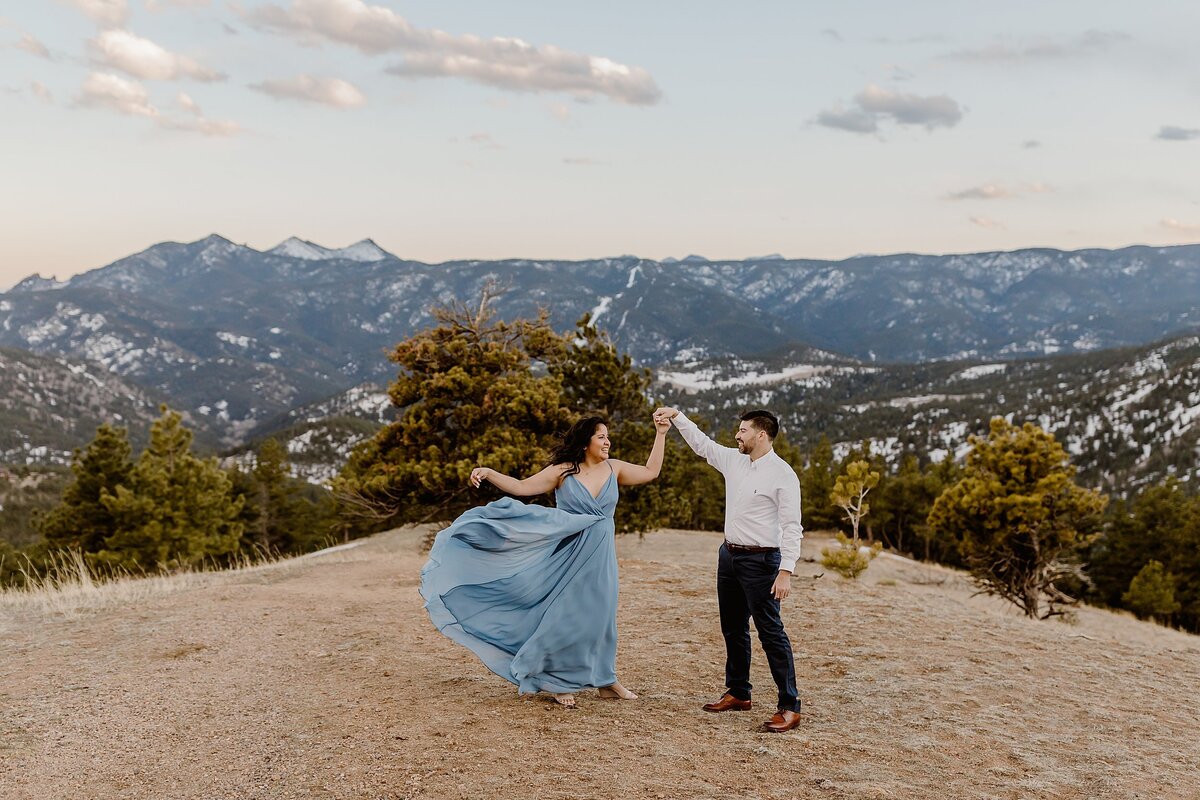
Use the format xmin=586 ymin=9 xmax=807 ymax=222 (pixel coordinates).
xmin=724 ymin=541 xmax=779 ymax=554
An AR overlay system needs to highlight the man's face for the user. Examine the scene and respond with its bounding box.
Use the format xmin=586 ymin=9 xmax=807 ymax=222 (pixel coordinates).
xmin=735 ymin=421 xmax=762 ymax=454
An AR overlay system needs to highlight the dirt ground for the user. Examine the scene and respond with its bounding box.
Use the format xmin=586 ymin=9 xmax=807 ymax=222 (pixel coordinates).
xmin=2 ymin=527 xmax=1198 ymax=800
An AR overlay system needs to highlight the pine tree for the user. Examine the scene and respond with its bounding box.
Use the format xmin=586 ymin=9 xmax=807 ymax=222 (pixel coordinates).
xmin=251 ymin=437 xmax=290 ymax=551
xmin=334 ymin=290 xmax=571 ymax=527
xmin=801 ymin=437 xmax=839 ymax=530
xmin=820 ymin=460 xmax=882 ymax=579
xmin=233 ymin=438 xmax=334 ymax=555
xmin=550 ymin=313 xmax=654 ymax=426
xmin=1089 ymin=480 xmax=1200 ymax=631
xmin=927 ymin=417 xmax=1107 ymax=619
xmin=96 ymin=407 xmax=244 ymax=570
xmin=916 ymin=456 xmax=964 ymax=565
xmin=39 ymin=424 xmax=134 ymax=552
xmin=1122 ymin=560 xmax=1181 ymax=624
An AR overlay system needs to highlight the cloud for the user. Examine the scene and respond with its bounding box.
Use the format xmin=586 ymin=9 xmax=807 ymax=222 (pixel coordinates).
xmin=817 ymin=84 xmax=962 ymax=134
xmin=243 ymin=0 xmax=661 ymax=105
xmin=468 ymin=132 xmax=503 ymax=148
xmin=1161 ymin=218 xmax=1200 ymax=235
xmin=949 ymin=184 xmax=1012 ymax=201
xmin=75 ymin=72 xmax=239 ymax=135
xmin=157 ymin=91 xmax=238 ymax=135
xmin=855 ymin=84 xmax=962 ymax=128
xmin=1022 ymin=139 xmax=1041 ymax=148
xmin=821 ymin=29 xmax=843 ymax=43
xmin=177 ymin=91 xmax=201 ymax=114
xmin=250 ymin=74 xmax=366 ymax=108
xmin=76 ymin=71 xmax=158 ymax=116
xmin=870 ymin=34 xmax=949 ymax=45
xmin=386 ymin=50 xmax=661 ymax=105
xmin=145 ymin=0 xmax=210 ymax=9
xmin=969 ymin=216 xmax=1005 ymax=230
xmin=815 ymin=106 xmax=878 ymax=134
xmin=947 ymin=182 xmax=1053 ymax=201
xmin=16 ymin=33 xmax=51 ymax=59
xmin=159 ymin=114 xmax=239 ymax=136
xmin=30 ymin=81 xmax=53 ymax=102
xmin=64 ymin=0 xmax=129 ymax=27
xmin=90 ymin=29 xmax=225 ymax=81
xmin=563 ymin=157 xmax=608 ymax=166
xmin=945 ymin=30 xmax=1130 ymax=63
xmin=1156 ymin=126 xmax=1200 ymax=142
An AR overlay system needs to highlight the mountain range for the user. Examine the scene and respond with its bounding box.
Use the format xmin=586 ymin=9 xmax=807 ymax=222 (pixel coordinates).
xmin=4 ymin=234 xmax=1200 ymax=467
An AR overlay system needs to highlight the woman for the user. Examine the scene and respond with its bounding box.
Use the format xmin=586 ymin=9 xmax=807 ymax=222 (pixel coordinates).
xmin=420 ymin=414 xmax=670 ymax=708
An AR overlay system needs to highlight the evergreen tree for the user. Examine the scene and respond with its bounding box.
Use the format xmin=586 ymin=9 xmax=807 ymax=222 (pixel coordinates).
xmin=251 ymin=437 xmax=291 ymax=551
xmin=334 ymin=292 xmax=571 ymax=527
xmin=927 ymin=417 xmax=1107 ymax=619
xmin=550 ymin=313 xmax=654 ymax=426
xmin=232 ymin=438 xmax=335 ymax=555
xmin=1089 ymin=480 xmax=1200 ymax=631
xmin=1122 ymin=560 xmax=1181 ymax=624
xmin=915 ymin=456 xmax=964 ymax=565
xmin=801 ymin=437 xmax=839 ymax=530
xmin=821 ymin=460 xmax=883 ymax=579
xmin=96 ymin=407 xmax=244 ymax=570
xmin=39 ymin=424 xmax=134 ymax=553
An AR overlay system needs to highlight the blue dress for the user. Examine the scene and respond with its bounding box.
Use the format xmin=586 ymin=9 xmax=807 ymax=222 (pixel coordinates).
xmin=419 ymin=469 xmax=620 ymax=694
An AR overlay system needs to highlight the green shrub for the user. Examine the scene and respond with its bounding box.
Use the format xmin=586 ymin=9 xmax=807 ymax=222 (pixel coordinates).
xmin=820 ymin=533 xmax=882 ymax=580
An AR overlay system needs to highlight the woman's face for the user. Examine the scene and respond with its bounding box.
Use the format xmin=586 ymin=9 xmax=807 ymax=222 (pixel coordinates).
xmin=586 ymin=424 xmax=611 ymax=461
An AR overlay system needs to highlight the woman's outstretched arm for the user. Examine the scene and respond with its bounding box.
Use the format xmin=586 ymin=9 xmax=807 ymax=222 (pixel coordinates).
xmin=469 ymin=463 xmax=567 ymax=497
xmin=612 ymin=416 xmax=671 ymax=487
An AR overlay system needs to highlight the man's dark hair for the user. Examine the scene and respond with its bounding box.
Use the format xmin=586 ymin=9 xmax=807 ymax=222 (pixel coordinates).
xmin=740 ymin=409 xmax=779 ymax=439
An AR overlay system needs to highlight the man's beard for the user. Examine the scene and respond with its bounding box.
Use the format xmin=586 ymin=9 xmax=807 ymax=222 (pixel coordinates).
xmin=737 ymin=440 xmax=749 ymax=454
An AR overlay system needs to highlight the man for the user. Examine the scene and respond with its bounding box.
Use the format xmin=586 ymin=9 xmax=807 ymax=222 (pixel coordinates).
xmin=653 ymin=407 xmax=803 ymax=733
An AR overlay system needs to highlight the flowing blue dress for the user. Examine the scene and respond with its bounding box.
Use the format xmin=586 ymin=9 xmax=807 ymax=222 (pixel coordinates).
xmin=419 ymin=469 xmax=620 ymax=694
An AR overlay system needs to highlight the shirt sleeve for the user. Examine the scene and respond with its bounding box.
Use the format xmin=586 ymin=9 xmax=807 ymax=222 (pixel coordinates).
xmin=777 ymin=469 xmax=804 ymax=573
xmin=672 ymin=412 xmax=738 ymax=475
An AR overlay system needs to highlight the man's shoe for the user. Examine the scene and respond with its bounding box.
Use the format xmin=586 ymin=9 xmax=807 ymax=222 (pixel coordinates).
xmin=702 ymin=693 xmax=751 ymax=713
xmin=758 ymin=709 xmax=801 ymax=733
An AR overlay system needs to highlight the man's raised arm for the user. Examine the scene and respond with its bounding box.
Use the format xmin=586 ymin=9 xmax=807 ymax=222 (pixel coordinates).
xmin=653 ymin=407 xmax=739 ymax=474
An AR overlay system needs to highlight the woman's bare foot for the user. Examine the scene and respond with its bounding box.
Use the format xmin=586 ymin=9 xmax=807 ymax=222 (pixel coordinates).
xmin=599 ymin=682 xmax=638 ymax=700
xmin=550 ymin=693 xmax=577 ymax=708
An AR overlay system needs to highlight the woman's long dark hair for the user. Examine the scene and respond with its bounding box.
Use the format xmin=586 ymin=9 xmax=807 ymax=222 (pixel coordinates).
xmin=547 ymin=415 xmax=608 ymax=477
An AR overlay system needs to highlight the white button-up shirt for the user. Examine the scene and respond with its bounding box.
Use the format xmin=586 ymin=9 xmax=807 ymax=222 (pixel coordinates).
xmin=673 ymin=412 xmax=804 ymax=573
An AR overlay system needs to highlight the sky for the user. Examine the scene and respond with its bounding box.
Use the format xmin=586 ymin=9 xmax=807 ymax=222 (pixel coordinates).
xmin=2 ymin=0 xmax=1199 ymax=288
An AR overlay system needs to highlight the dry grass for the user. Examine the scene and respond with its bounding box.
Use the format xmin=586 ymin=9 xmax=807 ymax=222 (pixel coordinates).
xmin=0 ymin=541 xmax=367 ymax=627
xmin=1 ymin=528 xmax=1198 ymax=800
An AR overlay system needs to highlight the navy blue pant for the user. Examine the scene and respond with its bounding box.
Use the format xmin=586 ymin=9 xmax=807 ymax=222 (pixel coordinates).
xmin=717 ymin=543 xmax=800 ymax=712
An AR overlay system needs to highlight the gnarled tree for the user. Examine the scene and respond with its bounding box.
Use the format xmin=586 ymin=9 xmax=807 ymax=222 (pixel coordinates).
xmin=927 ymin=417 xmax=1107 ymax=619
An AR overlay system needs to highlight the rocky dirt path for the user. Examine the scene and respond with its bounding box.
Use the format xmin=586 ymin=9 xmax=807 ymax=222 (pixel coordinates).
xmin=2 ymin=528 xmax=1198 ymax=800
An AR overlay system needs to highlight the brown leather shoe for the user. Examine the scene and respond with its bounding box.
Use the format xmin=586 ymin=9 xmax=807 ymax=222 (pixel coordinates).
xmin=702 ymin=692 xmax=751 ymax=713
xmin=758 ymin=709 xmax=801 ymax=732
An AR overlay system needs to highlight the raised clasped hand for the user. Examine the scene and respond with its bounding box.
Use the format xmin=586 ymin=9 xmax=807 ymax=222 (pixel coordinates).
xmin=652 ymin=406 xmax=677 ymax=428
xmin=469 ymin=467 xmax=489 ymax=488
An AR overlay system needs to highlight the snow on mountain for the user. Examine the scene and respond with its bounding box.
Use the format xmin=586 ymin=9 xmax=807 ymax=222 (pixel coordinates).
xmin=268 ymin=237 xmax=391 ymax=262
xmin=659 ymin=333 xmax=1200 ymax=493
xmin=9 ymin=274 xmax=63 ymax=293
xmin=659 ymin=362 xmax=871 ymax=393
xmin=268 ymin=237 xmax=330 ymax=260
xmin=334 ymin=239 xmax=391 ymax=262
